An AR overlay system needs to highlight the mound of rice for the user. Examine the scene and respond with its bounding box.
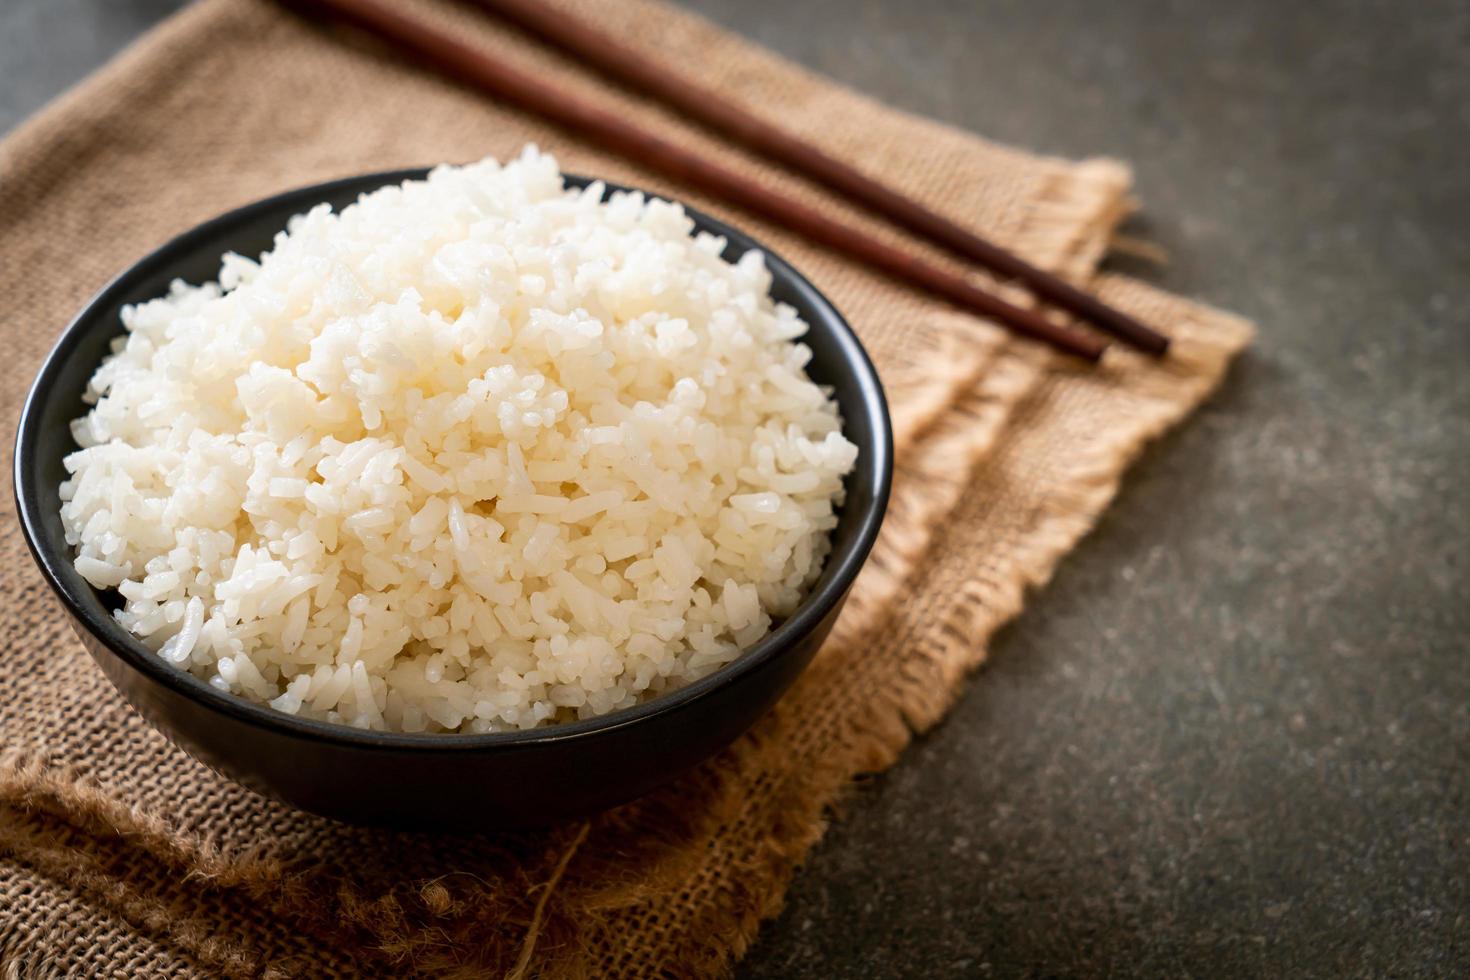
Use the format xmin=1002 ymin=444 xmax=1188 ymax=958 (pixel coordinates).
xmin=59 ymin=148 xmax=858 ymax=733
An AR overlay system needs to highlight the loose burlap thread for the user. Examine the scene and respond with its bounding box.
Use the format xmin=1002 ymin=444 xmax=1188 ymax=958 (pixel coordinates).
xmin=0 ymin=0 xmax=1254 ymax=975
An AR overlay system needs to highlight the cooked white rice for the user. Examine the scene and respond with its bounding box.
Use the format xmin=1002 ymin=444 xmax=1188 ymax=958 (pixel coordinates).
xmin=59 ymin=147 xmax=857 ymax=733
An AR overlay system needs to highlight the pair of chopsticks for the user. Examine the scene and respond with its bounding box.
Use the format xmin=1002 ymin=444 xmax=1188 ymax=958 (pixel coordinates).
xmin=283 ymin=0 xmax=1169 ymax=362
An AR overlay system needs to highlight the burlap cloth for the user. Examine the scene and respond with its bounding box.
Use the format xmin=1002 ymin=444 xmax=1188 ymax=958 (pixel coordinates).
xmin=0 ymin=0 xmax=1254 ymax=975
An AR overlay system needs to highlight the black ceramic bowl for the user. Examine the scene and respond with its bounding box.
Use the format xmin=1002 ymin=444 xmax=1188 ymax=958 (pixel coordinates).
xmin=14 ymin=170 xmax=892 ymax=829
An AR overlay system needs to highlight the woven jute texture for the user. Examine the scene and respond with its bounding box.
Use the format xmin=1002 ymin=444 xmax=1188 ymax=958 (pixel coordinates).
xmin=0 ymin=0 xmax=1254 ymax=975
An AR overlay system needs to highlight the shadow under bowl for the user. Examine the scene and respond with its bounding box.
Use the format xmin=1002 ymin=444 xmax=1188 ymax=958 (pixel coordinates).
xmin=13 ymin=170 xmax=893 ymax=829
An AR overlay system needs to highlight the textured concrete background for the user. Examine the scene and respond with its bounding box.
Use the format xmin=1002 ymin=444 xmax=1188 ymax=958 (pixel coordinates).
xmin=3 ymin=1 xmax=1467 ymax=976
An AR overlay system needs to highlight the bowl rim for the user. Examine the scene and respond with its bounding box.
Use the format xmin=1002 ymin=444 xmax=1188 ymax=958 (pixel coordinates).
xmin=13 ymin=167 xmax=893 ymax=753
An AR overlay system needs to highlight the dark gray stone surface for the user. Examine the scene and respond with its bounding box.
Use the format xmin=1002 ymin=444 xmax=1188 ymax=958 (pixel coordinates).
xmin=3 ymin=1 xmax=1466 ymax=977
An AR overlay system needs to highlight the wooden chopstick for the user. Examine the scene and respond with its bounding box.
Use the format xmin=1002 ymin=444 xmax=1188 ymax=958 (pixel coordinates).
xmin=282 ymin=0 xmax=1108 ymax=361
xmin=468 ymin=0 xmax=1168 ymax=358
